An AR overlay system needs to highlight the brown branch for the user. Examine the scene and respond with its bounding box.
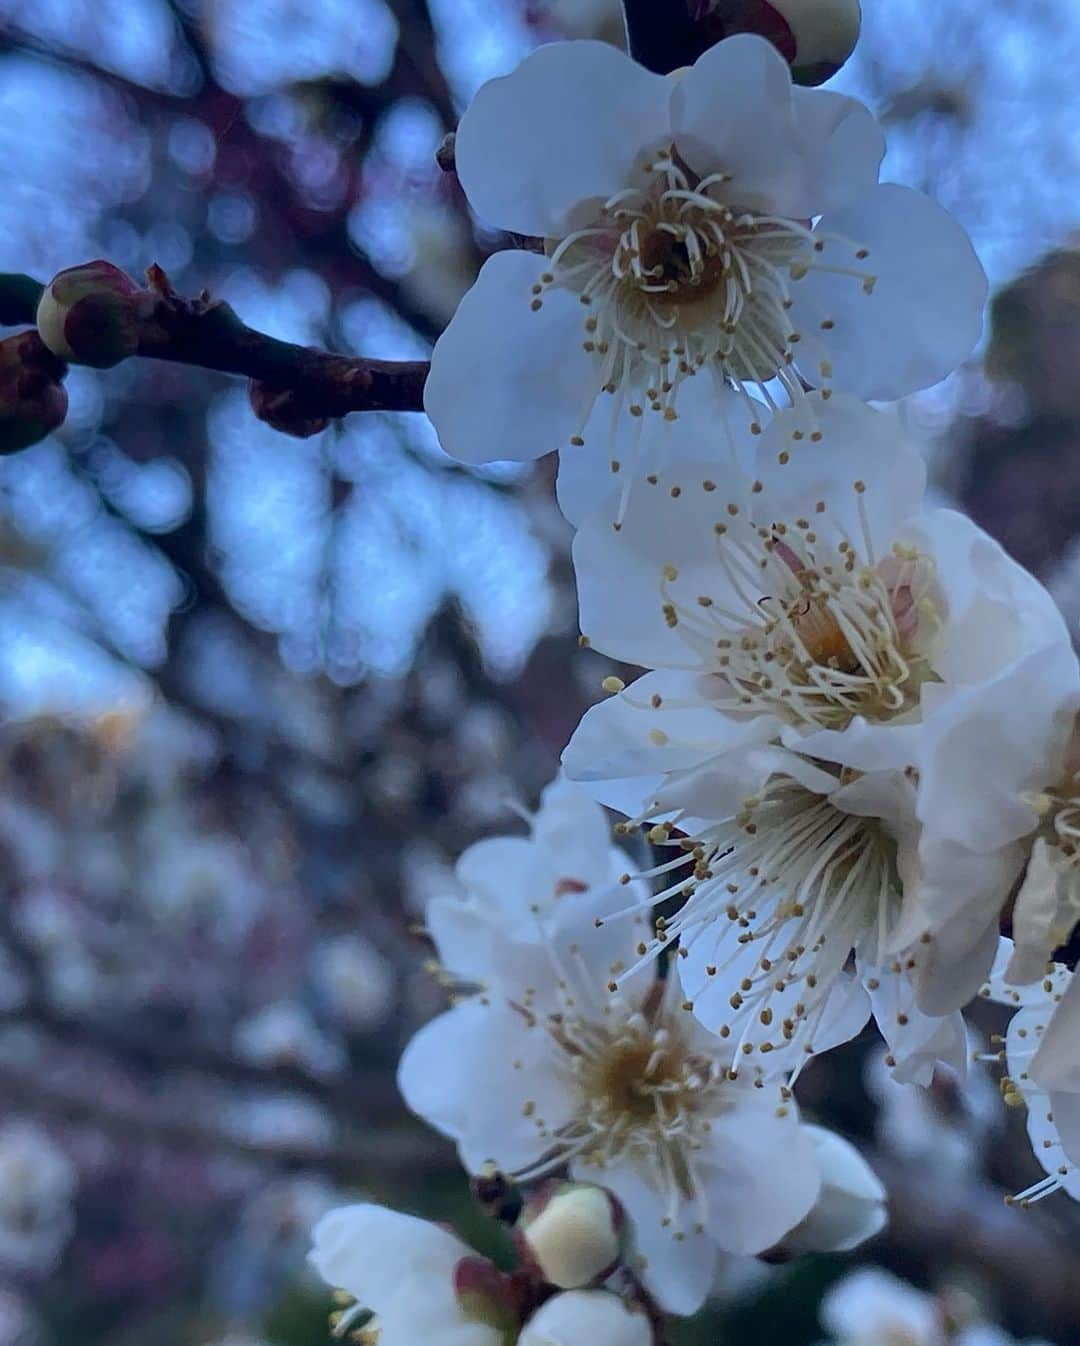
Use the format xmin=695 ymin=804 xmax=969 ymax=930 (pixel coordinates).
xmin=3 ymin=264 xmax=429 ymax=429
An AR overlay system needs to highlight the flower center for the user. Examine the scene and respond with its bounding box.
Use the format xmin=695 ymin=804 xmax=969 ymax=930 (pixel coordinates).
xmin=534 ymin=147 xmax=877 ymax=429
xmin=512 ymin=988 xmax=726 ymax=1206
xmin=651 ymin=488 xmax=940 ymax=731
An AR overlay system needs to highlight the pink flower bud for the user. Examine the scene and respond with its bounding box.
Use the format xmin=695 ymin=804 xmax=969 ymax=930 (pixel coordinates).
xmin=0 ymin=331 xmax=68 ymax=454
xmin=36 ymin=261 xmax=149 ymax=369
xmin=516 ymin=1182 xmax=625 ymax=1290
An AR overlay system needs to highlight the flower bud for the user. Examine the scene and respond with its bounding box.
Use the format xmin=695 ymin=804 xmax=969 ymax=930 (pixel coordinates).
xmin=453 ymin=1254 xmax=529 ymax=1334
xmin=690 ymin=0 xmax=861 ymax=84
xmin=36 ymin=261 xmax=149 ymax=369
xmin=0 ymin=331 xmax=68 ymax=454
xmin=519 ymin=1291 xmax=653 ymax=1346
xmin=516 ymin=1182 xmax=624 ymax=1290
xmin=768 ymin=0 xmax=861 ymax=84
xmin=778 ymin=1125 xmax=886 ymax=1255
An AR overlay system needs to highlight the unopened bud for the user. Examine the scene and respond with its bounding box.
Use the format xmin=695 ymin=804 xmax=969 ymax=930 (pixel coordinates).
xmin=453 ymin=1255 xmax=528 ymax=1334
xmin=519 ymin=1291 xmax=653 ymax=1346
xmin=777 ymin=1125 xmax=886 ymax=1255
xmin=0 ymin=331 xmax=68 ymax=454
xmin=690 ymin=0 xmax=860 ymax=84
xmin=36 ymin=260 xmax=149 ymax=369
xmin=768 ymin=0 xmax=861 ymax=83
xmin=516 ymin=1182 xmax=624 ymax=1290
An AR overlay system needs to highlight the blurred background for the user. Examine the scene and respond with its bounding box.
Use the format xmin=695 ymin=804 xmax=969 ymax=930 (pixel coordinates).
xmin=0 ymin=1 xmax=1080 ymax=1343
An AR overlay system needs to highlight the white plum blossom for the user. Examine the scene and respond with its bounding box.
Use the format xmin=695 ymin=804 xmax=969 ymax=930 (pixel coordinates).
xmin=309 ymin=1204 xmax=504 ymax=1346
xmin=0 ymin=1122 xmax=76 ymax=1274
xmin=518 ymin=1291 xmax=653 ymax=1346
xmin=398 ymin=783 xmax=820 ymax=1316
xmin=565 ymin=393 xmax=1070 ymax=775
xmin=424 ymin=35 xmax=986 ymax=470
xmin=780 ymin=1124 xmax=886 ymax=1255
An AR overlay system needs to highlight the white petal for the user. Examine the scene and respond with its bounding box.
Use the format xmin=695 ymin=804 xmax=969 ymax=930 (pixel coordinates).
xmin=782 ymin=1125 xmax=886 ymax=1254
xmin=906 ymin=509 xmax=1073 ymax=687
xmin=425 ymin=250 xmax=600 ymax=466
xmin=789 ymin=184 xmax=987 ymax=400
xmin=671 ymin=35 xmax=814 ymax=217
xmin=561 ymin=672 xmax=772 ymax=786
xmin=909 ymin=901 xmax=1002 ymax=1017
xmin=309 ymin=1203 xmax=467 ymax=1303
xmin=680 ymin=923 xmax=870 ymax=1071
xmin=752 ymin=394 xmax=926 ymax=548
xmin=696 ymin=1087 xmax=821 ymax=1252
xmin=915 ymin=642 xmax=1079 ymax=852
xmin=571 ymin=463 xmax=756 ymax=668
xmin=426 ymin=898 xmax=507 ymax=986
xmin=579 ymin=1156 xmax=717 ymax=1316
xmin=519 ymin=1291 xmax=654 ymax=1346
xmin=556 ymin=376 xmax=757 ymax=529
xmin=1031 ymin=973 xmax=1080 ymax=1095
xmin=790 ymin=88 xmax=884 ymax=213
xmin=531 ymin=779 xmax=620 ymax=891
xmin=455 ymin=41 xmax=671 ymax=238
xmin=397 ymin=1000 xmax=575 ymax=1173
xmin=455 ymin=837 xmax=559 ymax=923
xmin=860 ymin=963 xmax=967 ymax=1086
xmin=1045 ymin=1089 xmax=1080 ymax=1170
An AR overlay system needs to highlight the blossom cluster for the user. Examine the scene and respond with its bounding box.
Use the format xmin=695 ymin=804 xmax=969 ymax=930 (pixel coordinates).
xmin=309 ymin=23 xmax=1080 ymax=1343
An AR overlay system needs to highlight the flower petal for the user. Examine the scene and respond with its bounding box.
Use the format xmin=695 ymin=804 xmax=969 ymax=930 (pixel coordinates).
xmin=579 ymin=1156 xmax=718 ymax=1316
xmin=915 ymin=642 xmax=1079 ymax=852
xmin=696 ymin=1085 xmax=821 ymax=1253
xmin=752 ymin=394 xmax=926 ymax=549
xmin=455 ymin=41 xmax=672 ymax=238
xmin=790 ymin=88 xmax=885 ymax=213
xmin=397 ymin=1000 xmax=575 ymax=1173
xmin=519 ymin=1291 xmax=653 ymax=1346
xmin=572 ymin=460 xmax=756 ymax=669
xmin=309 ymin=1203 xmax=467 ymax=1304
xmin=556 ymin=376 xmax=757 ymax=530
xmin=789 ymin=184 xmax=987 ymax=400
xmin=671 ymin=35 xmax=812 ymax=216
xmin=860 ymin=963 xmax=967 ymax=1086
xmin=425 ymin=250 xmax=600 ymax=466
xmin=561 ymin=671 xmax=773 ymax=786
xmin=1031 ymin=973 xmax=1080 ymax=1096
xmin=531 ymin=778 xmax=620 ymax=891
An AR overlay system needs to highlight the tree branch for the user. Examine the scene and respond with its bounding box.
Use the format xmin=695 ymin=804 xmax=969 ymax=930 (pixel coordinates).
xmin=1 ymin=265 xmax=429 ymax=426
